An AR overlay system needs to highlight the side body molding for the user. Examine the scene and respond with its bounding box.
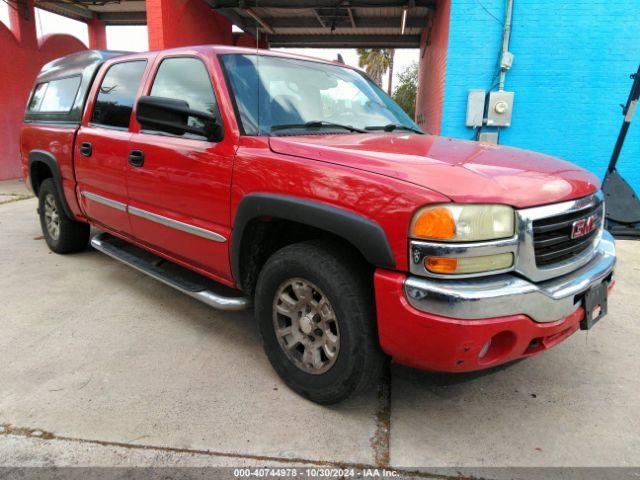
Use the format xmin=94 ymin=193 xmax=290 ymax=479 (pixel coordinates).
xmin=231 ymin=193 xmax=396 ymax=281
xmin=28 ymin=150 xmax=74 ymax=218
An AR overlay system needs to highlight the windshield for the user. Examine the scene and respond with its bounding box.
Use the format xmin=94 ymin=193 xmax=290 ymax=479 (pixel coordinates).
xmin=220 ymin=54 xmax=422 ymax=136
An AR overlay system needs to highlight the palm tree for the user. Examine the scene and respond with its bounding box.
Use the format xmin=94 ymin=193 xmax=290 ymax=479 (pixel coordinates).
xmin=356 ymin=48 xmax=395 ymax=94
xmin=386 ymin=49 xmax=395 ymax=96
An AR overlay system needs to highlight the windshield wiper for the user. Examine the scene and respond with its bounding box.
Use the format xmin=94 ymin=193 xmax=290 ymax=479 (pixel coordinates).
xmin=270 ymin=121 xmax=366 ymax=134
xmin=365 ymin=124 xmax=423 ymax=134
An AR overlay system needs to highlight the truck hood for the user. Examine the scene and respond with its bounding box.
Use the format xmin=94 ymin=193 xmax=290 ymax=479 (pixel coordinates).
xmin=269 ymin=134 xmax=600 ymax=208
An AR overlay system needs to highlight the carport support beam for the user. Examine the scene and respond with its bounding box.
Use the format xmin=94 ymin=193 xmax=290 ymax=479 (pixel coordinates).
xmin=147 ymin=0 xmax=234 ymax=50
xmin=415 ymin=0 xmax=451 ymax=134
xmin=8 ymin=0 xmax=37 ymax=47
xmin=87 ymin=19 xmax=107 ymax=50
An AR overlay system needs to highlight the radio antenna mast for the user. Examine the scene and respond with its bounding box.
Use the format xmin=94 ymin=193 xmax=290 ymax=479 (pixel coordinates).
xmin=256 ymin=0 xmax=261 ymax=136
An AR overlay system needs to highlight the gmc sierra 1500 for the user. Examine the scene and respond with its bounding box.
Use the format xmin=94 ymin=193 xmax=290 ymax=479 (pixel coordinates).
xmin=21 ymin=47 xmax=616 ymax=404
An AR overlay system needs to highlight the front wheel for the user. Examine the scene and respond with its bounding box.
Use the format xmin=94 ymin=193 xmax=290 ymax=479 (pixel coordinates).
xmin=38 ymin=178 xmax=89 ymax=254
xmin=255 ymin=240 xmax=386 ymax=404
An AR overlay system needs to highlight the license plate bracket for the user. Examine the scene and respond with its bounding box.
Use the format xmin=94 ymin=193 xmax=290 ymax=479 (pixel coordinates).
xmin=580 ymin=281 xmax=608 ymax=330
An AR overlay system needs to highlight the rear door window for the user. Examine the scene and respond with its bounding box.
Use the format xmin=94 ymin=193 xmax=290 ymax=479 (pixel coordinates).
xmin=91 ymin=60 xmax=147 ymax=129
xmin=28 ymin=76 xmax=81 ymax=113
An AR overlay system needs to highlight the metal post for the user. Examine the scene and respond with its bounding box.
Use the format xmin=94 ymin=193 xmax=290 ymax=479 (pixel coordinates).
xmin=602 ymin=64 xmax=640 ymax=237
xmin=607 ymin=64 xmax=640 ymax=173
xmin=498 ymin=0 xmax=514 ymax=91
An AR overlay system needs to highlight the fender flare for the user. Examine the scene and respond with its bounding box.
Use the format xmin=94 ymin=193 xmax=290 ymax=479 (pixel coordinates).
xmin=28 ymin=150 xmax=74 ymax=219
xmin=231 ymin=193 xmax=396 ymax=281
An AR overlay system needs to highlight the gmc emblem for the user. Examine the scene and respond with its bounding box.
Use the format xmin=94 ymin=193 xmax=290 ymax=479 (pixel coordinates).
xmin=571 ymin=214 xmax=597 ymax=239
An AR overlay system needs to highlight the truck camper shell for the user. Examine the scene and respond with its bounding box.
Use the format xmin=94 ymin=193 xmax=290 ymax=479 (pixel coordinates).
xmin=24 ymin=50 xmax=126 ymax=124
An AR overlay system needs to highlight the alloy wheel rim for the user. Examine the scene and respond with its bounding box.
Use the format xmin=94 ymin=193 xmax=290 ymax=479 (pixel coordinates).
xmin=44 ymin=193 xmax=60 ymax=240
xmin=272 ymin=278 xmax=340 ymax=374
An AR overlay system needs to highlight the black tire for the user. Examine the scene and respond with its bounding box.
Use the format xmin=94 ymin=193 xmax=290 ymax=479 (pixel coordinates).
xmin=255 ymin=240 xmax=386 ymax=404
xmin=38 ymin=178 xmax=89 ymax=254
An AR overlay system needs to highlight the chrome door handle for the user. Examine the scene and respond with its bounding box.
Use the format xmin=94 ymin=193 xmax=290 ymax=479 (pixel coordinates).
xmin=79 ymin=142 xmax=92 ymax=157
xmin=128 ymin=150 xmax=144 ymax=167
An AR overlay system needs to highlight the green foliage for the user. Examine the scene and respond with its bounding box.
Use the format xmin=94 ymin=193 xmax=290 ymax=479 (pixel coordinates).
xmin=392 ymin=62 xmax=418 ymax=119
xmin=356 ymin=48 xmax=394 ymax=88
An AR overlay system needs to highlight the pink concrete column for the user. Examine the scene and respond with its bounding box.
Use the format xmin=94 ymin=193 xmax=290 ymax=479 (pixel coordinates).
xmin=0 ymin=0 xmax=88 ymax=180
xmin=415 ymin=0 xmax=451 ymax=135
xmin=146 ymin=0 xmax=233 ymax=50
xmin=87 ymin=19 xmax=107 ymax=50
xmin=9 ymin=0 xmax=37 ymax=48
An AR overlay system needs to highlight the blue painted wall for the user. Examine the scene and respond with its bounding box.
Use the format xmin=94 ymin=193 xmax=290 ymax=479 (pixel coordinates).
xmin=442 ymin=0 xmax=640 ymax=191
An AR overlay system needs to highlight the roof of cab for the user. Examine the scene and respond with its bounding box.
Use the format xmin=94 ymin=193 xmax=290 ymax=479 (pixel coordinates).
xmin=24 ymin=45 xmax=359 ymax=124
xmin=35 ymin=45 xmax=354 ymax=85
xmin=108 ymin=44 xmax=352 ymax=70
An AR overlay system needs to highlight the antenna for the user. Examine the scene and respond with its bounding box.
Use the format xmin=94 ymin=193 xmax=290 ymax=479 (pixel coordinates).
xmin=256 ymin=0 xmax=261 ymax=136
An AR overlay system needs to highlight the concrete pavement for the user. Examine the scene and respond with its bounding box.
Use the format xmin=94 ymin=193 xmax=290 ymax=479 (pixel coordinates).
xmin=1 ymin=181 xmax=639 ymax=473
xmin=0 ymin=179 xmax=33 ymax=204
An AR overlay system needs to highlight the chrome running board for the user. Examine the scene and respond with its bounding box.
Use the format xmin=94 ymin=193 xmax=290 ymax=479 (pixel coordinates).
xmin=91 ymin=232 xmax=250 ymax=311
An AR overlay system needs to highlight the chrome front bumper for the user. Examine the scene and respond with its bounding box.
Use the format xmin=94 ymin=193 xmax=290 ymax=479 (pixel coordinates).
xmin=404 ymin=231 xmax=616 ymax=323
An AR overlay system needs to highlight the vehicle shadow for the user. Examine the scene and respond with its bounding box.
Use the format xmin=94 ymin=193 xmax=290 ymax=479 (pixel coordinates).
xmin=388 ymin=358 xmax=532 ymax=403
xmin=85 ymin=241 xmax=378 ymax=412
xmin=392 ymin=358 xmax=525 ymax=387
xmin=82 ymin=233 xmax=524 ymax=411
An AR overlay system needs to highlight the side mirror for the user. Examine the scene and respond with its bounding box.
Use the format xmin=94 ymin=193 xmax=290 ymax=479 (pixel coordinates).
xmin=136 ymin=96 xmax=223 ymax=142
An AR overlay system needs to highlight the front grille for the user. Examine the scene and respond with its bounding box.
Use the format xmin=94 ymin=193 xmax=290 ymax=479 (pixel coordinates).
xmin=532 ymin=202 xmax=603 ymax=267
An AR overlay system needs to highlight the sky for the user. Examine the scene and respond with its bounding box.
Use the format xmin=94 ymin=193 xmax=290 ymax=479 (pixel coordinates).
xmin=0 ymin=2 xmax=9 ymax=28
xmin=2 ymin=6 xmax=417 ymax=92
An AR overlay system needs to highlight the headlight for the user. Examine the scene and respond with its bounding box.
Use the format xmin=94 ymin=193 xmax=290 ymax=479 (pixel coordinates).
xmin=410 ymin=204 xmax=515 ymax=242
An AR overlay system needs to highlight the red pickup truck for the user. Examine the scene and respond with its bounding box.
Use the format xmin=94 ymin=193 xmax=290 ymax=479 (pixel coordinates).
xmin=21 ymin=46 xmax=616 ymax=404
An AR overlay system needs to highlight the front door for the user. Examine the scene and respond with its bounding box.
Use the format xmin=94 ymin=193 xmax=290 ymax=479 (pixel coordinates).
xmin=75 ymin=59 xmax=148 ymax=235
xmin=127 ymin=55 xmax=235 ymax=282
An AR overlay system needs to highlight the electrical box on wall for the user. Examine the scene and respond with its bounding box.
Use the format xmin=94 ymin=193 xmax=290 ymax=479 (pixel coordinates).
xmin=486 ymin=91 xmax=514 ymax=127
xmin=466 ymin=90 xmax=486 ymax=127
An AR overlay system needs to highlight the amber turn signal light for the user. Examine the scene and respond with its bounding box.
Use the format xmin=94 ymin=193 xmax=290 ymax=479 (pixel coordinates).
xmin=411 ymin=206 xmax=456 ymax=240
xmin=425 ymin=253 xmax=514 ymax=275
xmin=425 ymin=256 xmax=458 ymax=273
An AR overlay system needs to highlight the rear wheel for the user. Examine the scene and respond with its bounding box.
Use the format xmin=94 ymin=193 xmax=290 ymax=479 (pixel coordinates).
xmin=255 ymin=240 xmax=386 ymax=404
xmin=38 ymin=179 xmax=89 ymax=254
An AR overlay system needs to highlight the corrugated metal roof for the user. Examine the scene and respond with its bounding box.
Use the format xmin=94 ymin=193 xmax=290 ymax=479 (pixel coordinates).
xmin=34 ymin=0 xmax=146 ymax=25
xmin=32 ymin=0 xmax=433 ymax=47
xmin=222 ymin=1 xmax=433 ymax=47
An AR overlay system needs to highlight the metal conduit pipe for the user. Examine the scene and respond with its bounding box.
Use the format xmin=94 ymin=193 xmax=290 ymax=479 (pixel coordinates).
xmin=498 ymin=0 xmax=514 ymax=91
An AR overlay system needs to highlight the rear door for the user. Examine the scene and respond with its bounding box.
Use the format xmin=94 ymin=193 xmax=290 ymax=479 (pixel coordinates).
xmin=75 ymin=58 xmax=149 ymax=235
xmin=127 ymin=54 xmax=236 ymax=281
